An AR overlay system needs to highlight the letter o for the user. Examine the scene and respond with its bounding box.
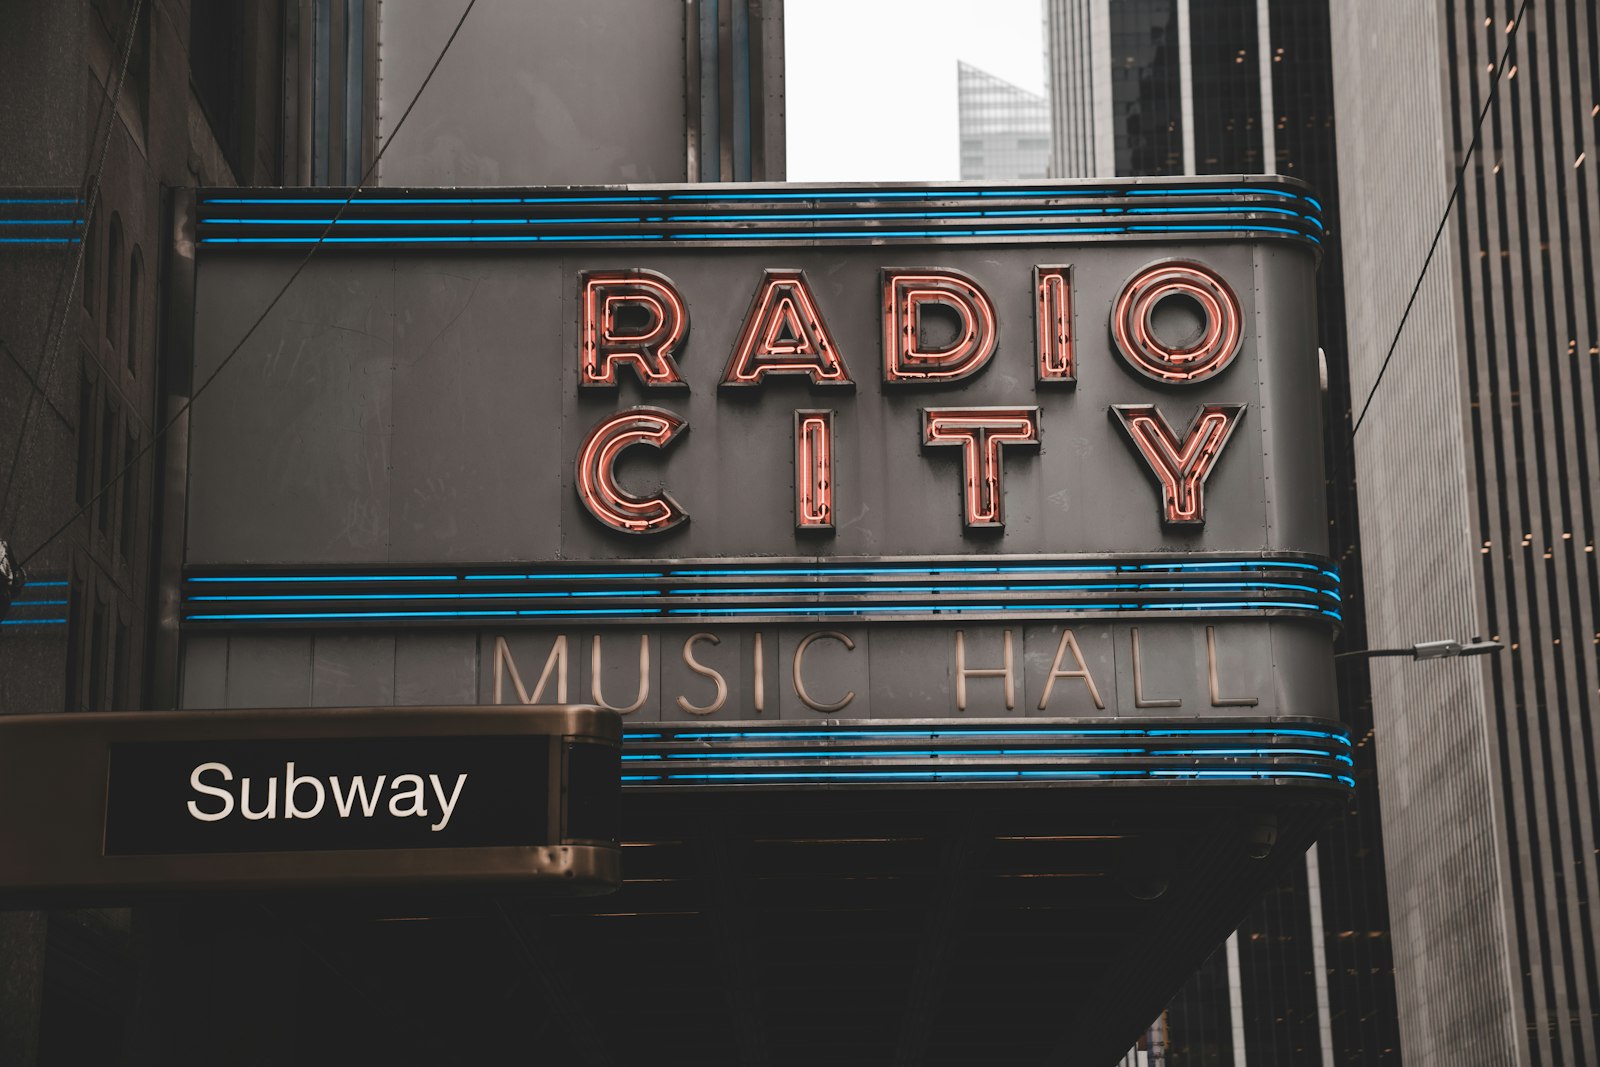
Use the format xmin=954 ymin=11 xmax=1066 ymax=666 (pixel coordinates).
xmin=1110 ymin=260 xmax=1243 ymax=385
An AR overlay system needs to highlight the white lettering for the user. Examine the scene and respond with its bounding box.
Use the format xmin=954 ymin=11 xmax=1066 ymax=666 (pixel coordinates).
xmin=283 ymin=762 xmax=326 ymax=819
xmin=330 ymin=774 xmax=386 ymax=818
xmin=388 ymin=774 xmax=428 ymax=819
xmin=428 ymin=773 xmax=467 ymax=831
xmin=186 ymin=762 xmax=234 ymax=822
xmin=239 ymin=776 xmax=277 ymax=820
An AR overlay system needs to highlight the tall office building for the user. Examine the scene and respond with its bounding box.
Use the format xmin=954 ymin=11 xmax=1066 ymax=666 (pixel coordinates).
xmin=956 ymin=60 xmax=1052 ymax=180
xmin=1331 ymin=2 xmax=1600 ymax=1064
xmin=1044 ymin=1 xmax=1400 ymax=1062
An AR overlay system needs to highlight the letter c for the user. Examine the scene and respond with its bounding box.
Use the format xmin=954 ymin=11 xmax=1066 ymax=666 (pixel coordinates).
xmin=187 ymin=762 xmax=235 ymax=822
xmin=575 ymin=406 xmax=690 ymax=534
xmin=792 ymin=631 xmax=857 ymax=713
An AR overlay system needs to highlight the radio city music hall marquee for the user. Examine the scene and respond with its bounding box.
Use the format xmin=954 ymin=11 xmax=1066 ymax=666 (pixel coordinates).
xmin=179 ymin=180 xmax=1338 ymax=725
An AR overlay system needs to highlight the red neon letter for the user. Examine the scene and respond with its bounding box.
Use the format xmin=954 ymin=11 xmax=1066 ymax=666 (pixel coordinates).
xmin=579 ymin=269 xmax=688 ymax=388
xmin=575 ymin=406 xmax=689 ymax=534
xmin=921 ymin=407 xmax=1040 ymax=529
xmin=1035 ymin=265 xmax=1076 ymax=385
xmin=1110 ymin=404 xmax=1245 ymax=526
xmin=722 ymin=269 xmax=852 ymax=388
xmin=1110 ymin=260 xmax=1243 ymax=385
xmin=794 ymin=409 xmax=835 ymax=531
xmin=883 ymin=268 xmax=997 ymax=384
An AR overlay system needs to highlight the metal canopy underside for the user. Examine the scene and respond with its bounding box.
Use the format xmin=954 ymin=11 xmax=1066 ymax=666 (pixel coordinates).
xmin=138 ymin=780 xmax=1341 ymax=1066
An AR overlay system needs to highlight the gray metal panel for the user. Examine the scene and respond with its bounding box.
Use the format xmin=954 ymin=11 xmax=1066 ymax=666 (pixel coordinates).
xmin=223 ymin=633 xmax=313 ymax=709
xmin=310 ymin=634 xmax=396 ymax=707
xmin=395 ymin=631 xmax=479 ymax=705
xmin=388 ymin=258 xmax=565 ymax=560
xmin=375 ymin=0 xmax=688 ymax=186
xmin=179 ymin=634 xmax=229 ymax=710
xmin=187 ymin=256 xmax=394 ymax=564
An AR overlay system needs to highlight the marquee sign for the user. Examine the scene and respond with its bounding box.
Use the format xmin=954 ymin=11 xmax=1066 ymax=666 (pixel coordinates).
xmin=180 ymin=178 xmax=1340 ymax=759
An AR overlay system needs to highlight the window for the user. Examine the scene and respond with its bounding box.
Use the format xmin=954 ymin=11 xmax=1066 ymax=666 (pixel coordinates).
xmin=105 ymin=213 xmax=123 ymax=347
xmin=97 ymin=400 xmax=116 ymax=538
xmin=75 ymin=367 xmax=96 ymax=505
xmin=126 ymin=246 xmax=142 ymax=375
xmin=119 ymin=429 xmax=137 ymax=562
xmin=81 ymin=212 xmax=96 ymax=316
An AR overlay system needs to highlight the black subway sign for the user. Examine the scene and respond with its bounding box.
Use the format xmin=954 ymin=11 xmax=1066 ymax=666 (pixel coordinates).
xmin=104 ymin=736 xmax=549 ymax=855
xmin=0 ymin=706 xmax=620 ymax=901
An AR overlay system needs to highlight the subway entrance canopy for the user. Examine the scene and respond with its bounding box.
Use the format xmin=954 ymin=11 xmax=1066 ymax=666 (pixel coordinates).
xmin=169 ymin=176 xmax=1346 ymax=1064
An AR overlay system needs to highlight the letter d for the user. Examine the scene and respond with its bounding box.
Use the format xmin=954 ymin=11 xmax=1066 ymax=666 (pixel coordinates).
xmin=284 ymin=762 xmax=326 ymax=819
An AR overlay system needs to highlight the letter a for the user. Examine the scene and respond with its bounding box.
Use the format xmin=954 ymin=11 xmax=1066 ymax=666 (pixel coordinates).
xmin=722 ymin=270 xmax=852 ymax=388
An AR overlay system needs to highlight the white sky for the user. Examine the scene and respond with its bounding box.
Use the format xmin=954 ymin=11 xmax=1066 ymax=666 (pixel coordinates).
xmin=784 ymin=1 xmax=1048 ymax=182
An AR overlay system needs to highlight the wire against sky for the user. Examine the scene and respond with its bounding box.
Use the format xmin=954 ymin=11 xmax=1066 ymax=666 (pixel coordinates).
xmin=15 ymin=0 xmax=481 ymax=571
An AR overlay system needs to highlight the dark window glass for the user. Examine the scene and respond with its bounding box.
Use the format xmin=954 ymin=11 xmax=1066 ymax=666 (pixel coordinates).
xmin=126 ymin=246 xmax=142 ymax=375
xmin=1191 ymin=0 xmax=1264 ymax=172
xmin=81 ymin=212 xmax=96 ymax=315
xmin=119 ymin=430 xmax=137 ymax=561
xmin=75 ymin=368 xmax=95 ymax=505
xmin=88 ymin=594 xmax=108 ymax=711
xmin=1108 ymin=0 xmax=1184 ymax=176
xmin=190 ymin=1 xmax=246 ymax=172
xmin=105 ymin=214 xmax=123 ymax=346
xmin=112 ymin=615 xmax=130 ymax=711
xmin=65 ymin=577 xmax=85 ymax=711
xmin=98 ymin=402 xmax=116 ymax=538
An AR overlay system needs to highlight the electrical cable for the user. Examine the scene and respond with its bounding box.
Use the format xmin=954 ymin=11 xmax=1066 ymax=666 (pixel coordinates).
xmin=14 ymin=0 xmax=480 ymax=572
xmin=1351 ymin=0 xmax=1531 ymax=436
xmin=0 ymin=0 xmax=146 ymax=532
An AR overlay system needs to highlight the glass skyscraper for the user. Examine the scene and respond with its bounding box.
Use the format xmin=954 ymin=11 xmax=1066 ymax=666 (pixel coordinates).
xmin=1042 ymin=1 xmax=1400 ymax=1062
xmin=957 ymin=60 xmax=1052 ymax=181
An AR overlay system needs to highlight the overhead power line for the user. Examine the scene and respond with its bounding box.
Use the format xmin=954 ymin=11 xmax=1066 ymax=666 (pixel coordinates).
xmin=14 ymin=0 xmax=480 ymax=572
xmin=1351 ymin=0 xmax=1531 ymax=436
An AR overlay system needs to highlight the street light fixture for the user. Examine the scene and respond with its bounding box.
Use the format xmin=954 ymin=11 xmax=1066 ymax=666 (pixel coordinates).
xmin=1334 ymin=637 xmax=1504 ymax=661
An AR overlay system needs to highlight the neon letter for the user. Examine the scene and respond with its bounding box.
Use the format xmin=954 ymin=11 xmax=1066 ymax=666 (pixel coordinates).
xmin=1110 ymin=403 xmax=1245 ymax=526
xmin=921 ymin=407 xmax=1040 ymax=529
xmin=1035 ymin=265 xmax=1076 ymax=385
xmin=1110 ymin=260 xmax=1243 ymax=384
xmin=882 ymin=268 xmax=997 ymax=384
xmin=575 ymin=406 xmax=689 ymax=534
xmin=722 ymin=269 xmax=852 ymax=387
xmin=794 ymin=409 xmax=835 ymax=531
xmin=579 ymin=269 xmax=689 ymax=388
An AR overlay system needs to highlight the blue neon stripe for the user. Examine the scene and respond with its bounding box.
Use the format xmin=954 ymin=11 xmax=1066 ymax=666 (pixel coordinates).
xmin=463 ymin=572 xmax=669 ymax=580
xmin=202 ymin=195 xmax=660 ymax=205
xmin=188 ymin=574 xmax=460 ymax=583
xmin=1 ymin=618 xmax=67 ymax=625
xmin=654 ymin=727 xmax=1349 ymax=745
xmin=0 ymin=237 xmax=79 ymax=244
xmin=205 ymin=216 xmax=654 ymax=226
xmin=2 ymin=219 xmax=84 ymax=226
xmin=0 ymin=198 xmax=81 ymax=204
xmin=23 ymin=580 xmax=69 ymax=587
xmin=9 ymin=600 xmax=68 ymax=607
xmin=620 ymin=767 xmax=1344 ymax=783
xmin=189 ymin=589 xmax=663 ymax=602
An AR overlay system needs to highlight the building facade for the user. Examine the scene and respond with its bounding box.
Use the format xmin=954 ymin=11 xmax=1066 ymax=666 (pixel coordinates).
xmin=1331 ymin=1 xmax=1600 ymax=1063
xmin=956 ymin=60 xmax=1052 ymax=180
xmin=1043 ymin=1 xmax=1401 ymax=1063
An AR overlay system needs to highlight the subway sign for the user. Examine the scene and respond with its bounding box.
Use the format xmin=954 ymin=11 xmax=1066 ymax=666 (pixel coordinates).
xmin=0 ymin=706 xmax=620 ymax=899
xmin=182 ymin=178 xmax=1336 ymax=727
